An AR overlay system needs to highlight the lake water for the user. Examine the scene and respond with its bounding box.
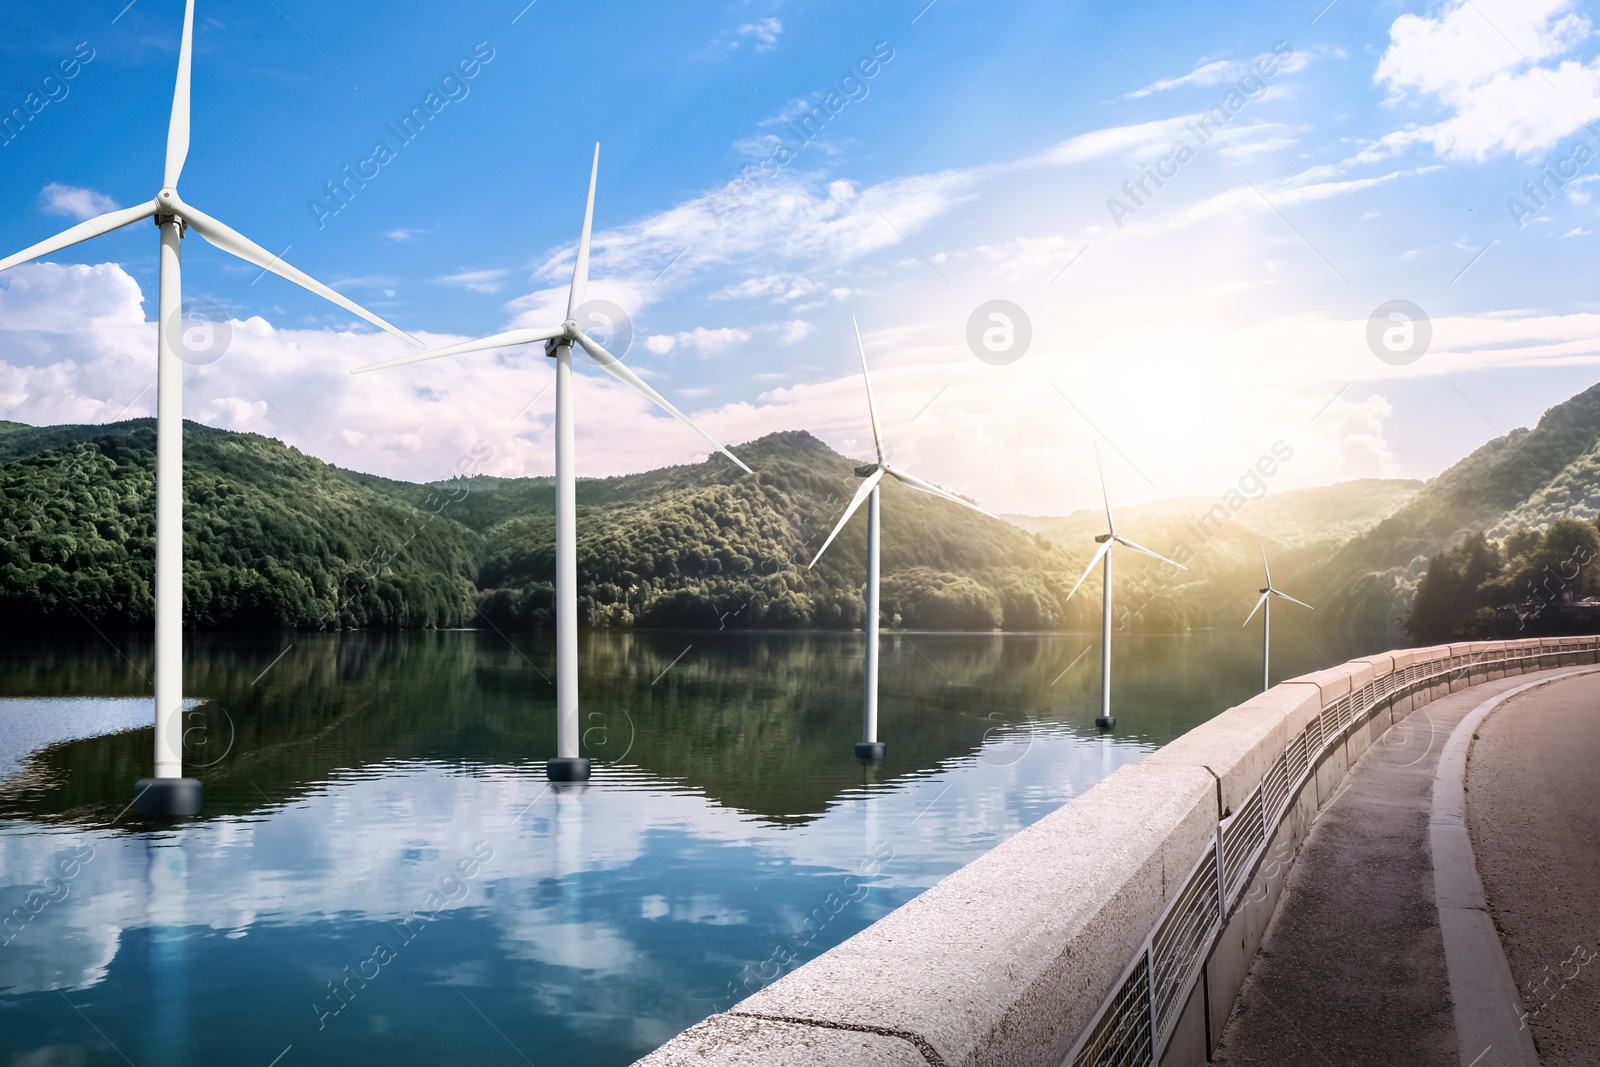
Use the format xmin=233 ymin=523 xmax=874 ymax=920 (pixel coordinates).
xmin=0 ymin=627 xmax=1376 ymax=1066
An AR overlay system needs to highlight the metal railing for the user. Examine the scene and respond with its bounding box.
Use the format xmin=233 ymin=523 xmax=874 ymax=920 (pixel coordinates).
xmin=1062 ymin=637 xmax=1593 ymax=1067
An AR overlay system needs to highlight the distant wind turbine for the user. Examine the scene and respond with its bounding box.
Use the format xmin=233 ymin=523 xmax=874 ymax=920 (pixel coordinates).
xmin=1243 ymin=538 xmax=1313 ymax=691
xmin=354 ymin=144 xmax=750 ymax=782
xmin=808 ymin=317 xmax=999 ymax=760
xmin=0 ymin=0 xmax=421 ymax=816
xmin=1063 ymin=457 xmax=1186 ymax=729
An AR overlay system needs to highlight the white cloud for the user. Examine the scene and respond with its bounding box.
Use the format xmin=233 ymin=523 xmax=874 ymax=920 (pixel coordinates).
xmin=711 ymin=274 xmax=825 ymax=302
xmin=1125 ymin=48 xmax=1310 ymax=99
xmin=777 ymin=320 xmax=815 ymax=345
xmin=674 ymin=326 xmax=751 ymax=354
xmin=435 ymin=269 xmax=509 ymax=294
xmin=577 ymin=169 xmax=980 ymax=282
xmin=734 ymin=17 xmax=782 ymax=52
xmin=1037 ymin=115 xmax=1201 ymax=165
xmin=39 ymin=183 xmax=118 ymax=219
xmin=1375 ymin=0 xmax=1600 ymax=159
xmin=12 ymin=262 xmax=1600 ymax=513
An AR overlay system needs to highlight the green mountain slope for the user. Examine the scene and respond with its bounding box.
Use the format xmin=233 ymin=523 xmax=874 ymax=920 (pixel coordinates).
xmin=12 ymin=375 xmax=1600 ymax=638
xmin=999 ymin=479 xmax=1422 ymax=632
xmin=446 ymin=430 xmax=1089 ymax=632
xmin=1313 ymin=380 xmax=1600 ymax=638
xmin=0 ymin=422 xmax=479 ymax=629
xmin=0 ymin=421 xmax=1086 ymax=632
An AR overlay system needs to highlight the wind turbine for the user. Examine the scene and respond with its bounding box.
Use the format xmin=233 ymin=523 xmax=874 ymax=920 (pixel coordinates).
xmin=1243 ymin=538 xmax=1313 ymax=691
xmin=354 ymin=144 xmax=749 ymax=783
xmin=0 ymin=0 xmax=421 ymax=817
xmin=1063 ymin=458 xmax=1185 ymax=730
xmin=808 ymin=317 xmax=998 ymax=761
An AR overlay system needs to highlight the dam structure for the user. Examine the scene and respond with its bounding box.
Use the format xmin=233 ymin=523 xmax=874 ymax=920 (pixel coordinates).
xmin=633 ymin=636 xmax=1600 ymax=1067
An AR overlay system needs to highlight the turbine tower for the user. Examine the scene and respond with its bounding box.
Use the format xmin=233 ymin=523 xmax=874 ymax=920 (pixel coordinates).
xmin=1244 ymin=538 xmax=1313 ymax=691
xmin=0 ymin=0 xmax=421 ymax=817
xmin=808 ymin=317 xmax=998 ymax=761
xmin=1063 ymin=457 xmax=1185 ymax=730
xmin=355 ymin=145 xmax=749 ymax=782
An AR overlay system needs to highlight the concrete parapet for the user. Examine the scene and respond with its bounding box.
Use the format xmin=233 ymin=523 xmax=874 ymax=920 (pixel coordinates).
xmin=640 ymin=762 xmax=1215 ymax=1067
xmin=1146 ymin=684 xmax=1319 ymax=818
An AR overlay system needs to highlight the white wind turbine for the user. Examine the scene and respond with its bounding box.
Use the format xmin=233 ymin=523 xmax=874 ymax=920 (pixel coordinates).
xmin=1063 ymin=457 xmax=1185 ymax=730
xmin=1244 ymin=538 xmax=1313 ymax=692
xmin=0 ymin=0 xmax=421 ymax=817
xmin=354 ymin=144 xmax=750 ymax=782
xmin=808 ymin=317 xmax=999 ymax=761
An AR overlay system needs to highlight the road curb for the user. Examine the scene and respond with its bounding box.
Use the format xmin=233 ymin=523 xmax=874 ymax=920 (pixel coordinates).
xmin=1431 ymin=666 xmax=1600 ymax=1067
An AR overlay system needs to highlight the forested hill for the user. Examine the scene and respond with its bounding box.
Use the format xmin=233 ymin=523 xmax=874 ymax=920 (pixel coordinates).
xmin=394 ymin=429 xmax=1091 ymax=631
xmin=1310 ymin=380 xmax=1600 ymax=638
xmin=13 ymin=390 xmax=1593 ymax=637
xmin=0 ymin=421 xmax=479 ymax=630
xmin=0 ymin=420 xmax=1095 ymax=632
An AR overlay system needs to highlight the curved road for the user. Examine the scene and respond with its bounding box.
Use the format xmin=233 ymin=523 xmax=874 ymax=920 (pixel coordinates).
xmin=1468 ymin=670 xmax=1600 ymax=1066
xmin=1213 ymin=667 xmax=1599 ymax=1067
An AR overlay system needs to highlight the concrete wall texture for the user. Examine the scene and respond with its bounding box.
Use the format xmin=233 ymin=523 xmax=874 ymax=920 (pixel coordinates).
xmin=632 ymin=637 xmax=1600 ymax=1067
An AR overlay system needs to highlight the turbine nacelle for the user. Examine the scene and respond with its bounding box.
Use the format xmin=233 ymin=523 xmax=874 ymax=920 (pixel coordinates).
xmin=543 ymin=320 xmax=583 ymax=356
xmin=1244 ymin=538 xmax=1315 ymax=625
xmin=353 ymin=144 xmax=750 ymax=474
xmin=1064 ymin=466 xmax=1187 ymax=604
xmin=807 ymin=316 xmax=998 ymax=570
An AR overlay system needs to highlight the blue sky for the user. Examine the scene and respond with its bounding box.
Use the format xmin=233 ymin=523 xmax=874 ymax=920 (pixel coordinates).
xmin=3 ymin=0 xmax=1600 ymax=514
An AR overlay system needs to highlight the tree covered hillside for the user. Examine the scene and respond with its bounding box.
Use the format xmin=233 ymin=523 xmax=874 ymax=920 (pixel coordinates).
xmin=1310 ymin=380 xmax=1600 ymax=639
xmin=432 ymin=431 xmax=1091 ymax=632
xmin=0 ymin=421 xmax=1093 ymax=632
xmin=0 ymin=422 xmax=479 ymax=630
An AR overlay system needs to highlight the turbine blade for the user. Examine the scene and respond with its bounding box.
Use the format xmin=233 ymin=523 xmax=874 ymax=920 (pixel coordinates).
xmin=1095 ymin=445 xmax=1115 ymax=537
xmin=1064 ymin=540 xmax=1113 ymax=603
xmin=567 ymin=143 xmax=599 ymax=319
xmin=177 ymin=197 xmax=423 ymax=348
xmin=1260 ymin=536 xmax=1272 ymax=587
xmin=352 ymin=325 xmax=566 ymax=373
xmin=885 ymin=466 xmax=998 ymax=520
xmin=1113 ymin=535 xmax=1186 ymax=571
xmin=165 ymin=0 xmax=196 ymax=188
xmin=1243 ymin=591 xmax=1268 ymax=627
xmin=1271 ymin=590 xmax=1315 ymax=611
xmin=0 ymin=201 xmax=158 ymax=273
xmin=574 ymin=328 xmax=751 ymax=473
xmin=853 ymin=316 xmax=886 ymax=465
xmin=808 ymin=468 xmax=884 ymax=568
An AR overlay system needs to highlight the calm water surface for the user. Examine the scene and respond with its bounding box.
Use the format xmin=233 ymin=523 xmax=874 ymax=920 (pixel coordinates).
xmin=0 ymin=628 xmax=1377 ymax=1065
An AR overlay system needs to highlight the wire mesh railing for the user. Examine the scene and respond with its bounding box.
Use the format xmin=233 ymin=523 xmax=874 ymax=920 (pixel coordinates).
xmin=1059 ymin=637 xmax=1594 ymax=1067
